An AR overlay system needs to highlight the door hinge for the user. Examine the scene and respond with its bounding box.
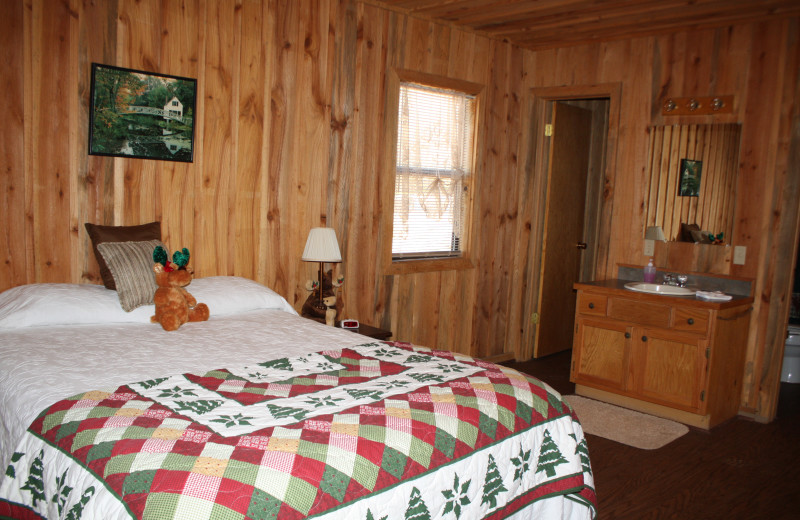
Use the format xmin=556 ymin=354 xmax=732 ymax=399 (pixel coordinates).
xmin=700 ymin=390 xmax=705 ymax=401
xmin=531 ymin=312 xmax=540 ymax=324
xmin=544 ymin=124 xmax=553 ymax=136
xmin=705 ymin=347 xmax=710 ymax=359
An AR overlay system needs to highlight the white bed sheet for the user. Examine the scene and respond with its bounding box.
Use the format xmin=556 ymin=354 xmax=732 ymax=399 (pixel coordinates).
xmin=0 ymin=309 xmax=370 ymax=470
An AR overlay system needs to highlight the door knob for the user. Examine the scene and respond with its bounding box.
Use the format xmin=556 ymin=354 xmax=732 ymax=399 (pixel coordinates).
xmin=577 ymin=242 xmax=587 ymax=249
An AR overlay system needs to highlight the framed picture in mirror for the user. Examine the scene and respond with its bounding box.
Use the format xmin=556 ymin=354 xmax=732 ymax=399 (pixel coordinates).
xmin=679 ymin=159 xmax=702 ymax=197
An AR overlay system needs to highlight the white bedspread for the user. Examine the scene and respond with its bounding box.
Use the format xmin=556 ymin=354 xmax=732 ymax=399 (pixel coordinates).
xmin=0 ymin=310 xmax=368 ymax=470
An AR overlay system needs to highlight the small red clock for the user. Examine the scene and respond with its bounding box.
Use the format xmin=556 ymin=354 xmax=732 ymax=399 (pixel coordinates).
xmin=340 ymin=320 xmax=360 ymax=329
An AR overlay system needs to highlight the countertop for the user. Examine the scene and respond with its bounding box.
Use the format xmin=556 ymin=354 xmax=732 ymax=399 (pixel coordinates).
xmin=574 ymin=279 xmax=754 ymax=310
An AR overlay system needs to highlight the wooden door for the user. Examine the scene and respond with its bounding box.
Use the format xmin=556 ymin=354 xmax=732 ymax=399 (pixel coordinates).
xmin=572 ymin=317 xmax=631 ymax=391
xmin=631 ymin=328 xmax=707 ymax=413
xmin=534 ymin=103 xmax=592 ymax=357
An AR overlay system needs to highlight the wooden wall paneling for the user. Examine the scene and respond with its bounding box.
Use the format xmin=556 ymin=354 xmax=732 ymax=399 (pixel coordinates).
xmin=471 ymin=40 xmax=505 ymax=359
xmin=739 ymin=20 xmax=797 ymax=414
xmin=77 ymin=0 xmax=118 ymax=284
xmin=31 ymin=0 xmax=72 ymax=283
xmin=611 ymin=38 xmax=653 ymax=274
xmin=296 ymin=0 xmax=333 ymax=282
xmin=493 ymin=44 xmax=524 ymax=360
xmin=512 ymin=87 xmax=550 ymax=361
xmin=594 ymin=62 xmax=624 ymax=281
xmin=758 ymin=19 xmax=800 ymax=420
xmin=267 ymin=0 xmax=303 ymax=302
xmin=732 ymin=24 xmax=787 ymax=411
xmin=327 ymin=0 xmax=358 ymax=318
xmin=118 ymin=0 xmax=162 ymax=229
xmin=357 ymin=4 xmax=391 ymax=327
xmin=233 ymin=0 xmax=267 ymax=281
xmin=0 ymin=0 xmax=26 ymax=289
xmin=199 ymin=0 xmax=240 ymax=278
xmin=681 ymin=29 xmax=715 ymax=96
xmin=68 ymin=0 xmax=82 ymax=285
xmin=159 ymin=0 xmax=200 ymax=260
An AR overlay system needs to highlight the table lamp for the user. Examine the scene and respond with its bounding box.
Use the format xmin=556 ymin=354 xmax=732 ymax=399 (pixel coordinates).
xmin=301 ymin=227 xmax=342 ymax=309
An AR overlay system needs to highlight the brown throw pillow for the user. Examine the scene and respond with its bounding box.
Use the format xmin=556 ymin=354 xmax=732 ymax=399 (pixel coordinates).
xmin=85 ymin=221 xmax=161 ymax=290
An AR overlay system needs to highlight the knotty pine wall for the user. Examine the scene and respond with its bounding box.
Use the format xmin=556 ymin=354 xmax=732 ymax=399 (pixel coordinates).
xmin=1 ymin=0 xmax=798 ymax=422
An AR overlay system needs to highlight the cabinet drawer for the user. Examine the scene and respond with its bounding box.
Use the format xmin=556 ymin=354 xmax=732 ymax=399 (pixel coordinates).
xmin=672 ymin=308 xmax=710 ymax=334
xmin=577 ymin=292 xmax=608 ymax=316
xmin=608 ymin=297 xmax=671 ymax=329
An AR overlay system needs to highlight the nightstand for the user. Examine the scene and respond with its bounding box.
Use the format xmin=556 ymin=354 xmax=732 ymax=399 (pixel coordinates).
xmin=337 ymin=321 xmax=392 ymax=340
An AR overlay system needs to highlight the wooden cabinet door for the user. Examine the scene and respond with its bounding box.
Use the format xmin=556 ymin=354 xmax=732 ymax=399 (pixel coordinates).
xmin=572 ymin=317 xmax=631 ymax=391
xmin=631 ymin=328 xmax=708 ymax=412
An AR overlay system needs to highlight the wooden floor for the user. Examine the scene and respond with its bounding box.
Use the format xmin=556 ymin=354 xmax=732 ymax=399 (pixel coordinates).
xmin=502 ymin=351 xmax=800 ymax=520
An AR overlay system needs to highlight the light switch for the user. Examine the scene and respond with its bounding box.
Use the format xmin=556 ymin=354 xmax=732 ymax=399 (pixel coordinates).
xmin=733 ymin=246 xmax=746 ymax=265
xmin=644 ymin=239 xmax=655 ymax=256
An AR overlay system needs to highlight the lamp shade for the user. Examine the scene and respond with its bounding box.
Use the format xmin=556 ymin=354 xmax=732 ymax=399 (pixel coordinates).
xmin=302 ymin=227 xmax=342 ymax=262
xmin=645 ymin=226 xmax=666 ymax=241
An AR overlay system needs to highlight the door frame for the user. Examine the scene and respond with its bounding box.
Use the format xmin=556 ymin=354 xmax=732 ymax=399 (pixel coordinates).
xmin=511 ymin=83 xmax=621 ymax=360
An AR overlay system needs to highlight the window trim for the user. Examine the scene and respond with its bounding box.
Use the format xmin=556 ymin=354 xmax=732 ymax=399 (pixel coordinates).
xmin=381 ymin=69 xmax=484 ymax=276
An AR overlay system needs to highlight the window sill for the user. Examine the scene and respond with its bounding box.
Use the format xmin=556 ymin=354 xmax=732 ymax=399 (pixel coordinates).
xmin=384 ymin=256 xmax=474 ymax=275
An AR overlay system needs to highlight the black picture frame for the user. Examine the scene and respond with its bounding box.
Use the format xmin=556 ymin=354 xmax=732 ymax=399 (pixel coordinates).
xmin=678 ymin=158 xmax=702 ymax=197
xmin=88 ymin=63 xmax=197 ymax=162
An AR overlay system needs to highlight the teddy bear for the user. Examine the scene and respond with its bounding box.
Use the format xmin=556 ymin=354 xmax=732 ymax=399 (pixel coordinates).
xmin=150 ymin=246 xmax=209 ymax=331
xmin=301 ymin=269 xmax=343 ymax=325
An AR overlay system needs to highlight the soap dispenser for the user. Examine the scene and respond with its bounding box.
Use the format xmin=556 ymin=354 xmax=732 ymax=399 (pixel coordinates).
xmin=643 ymin=258 xmax=656 ymax=283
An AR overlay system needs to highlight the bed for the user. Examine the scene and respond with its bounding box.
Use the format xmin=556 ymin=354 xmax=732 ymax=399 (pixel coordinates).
xmin=0 ymin=277 xmax=596 ymax=519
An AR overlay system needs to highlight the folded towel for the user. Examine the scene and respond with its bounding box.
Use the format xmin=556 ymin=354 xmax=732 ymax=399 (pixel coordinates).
xmin=696 ymin=290 xmax=732 ymax=301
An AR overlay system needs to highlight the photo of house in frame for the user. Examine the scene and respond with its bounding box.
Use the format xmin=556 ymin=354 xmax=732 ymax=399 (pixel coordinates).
xmin=88 ymin=63 xmax=197 ymax=162
xmin=678 ymin=158 xmax=702 ymax=197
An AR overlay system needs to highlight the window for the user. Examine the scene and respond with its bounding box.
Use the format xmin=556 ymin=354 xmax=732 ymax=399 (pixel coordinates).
xmin=391 ymin=79 xmax=478 ymax=263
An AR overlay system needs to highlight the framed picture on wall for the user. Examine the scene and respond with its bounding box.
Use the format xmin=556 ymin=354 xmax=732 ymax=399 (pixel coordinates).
xmin=678 ymin=158 xmax=702 ymax=197
xmin=88 ymin=63 xmax=197 ymax=162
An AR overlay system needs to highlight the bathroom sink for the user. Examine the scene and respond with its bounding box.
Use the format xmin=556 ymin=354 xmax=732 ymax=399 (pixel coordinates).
xmin=623 ymin=282 xmax=695 ymax=296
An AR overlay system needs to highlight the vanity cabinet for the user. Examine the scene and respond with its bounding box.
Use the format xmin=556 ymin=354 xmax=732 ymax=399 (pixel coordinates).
xmin=571 ymin=281 xmax=752 ymax=429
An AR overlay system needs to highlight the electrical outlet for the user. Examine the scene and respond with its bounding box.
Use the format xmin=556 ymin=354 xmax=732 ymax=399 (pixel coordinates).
xmin=733 ymin=246 xmax=746 ymax=265
xmin=643 ymin=239 xmax=655 ymax=256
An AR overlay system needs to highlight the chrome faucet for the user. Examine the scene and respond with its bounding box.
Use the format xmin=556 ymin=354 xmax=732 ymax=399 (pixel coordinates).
xmin=663 ymin=273 xmax=688 ymax=287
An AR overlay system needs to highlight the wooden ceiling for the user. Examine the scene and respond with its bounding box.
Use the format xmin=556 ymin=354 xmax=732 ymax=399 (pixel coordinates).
xmin=365 ymin=0 xmax=800 ymax=50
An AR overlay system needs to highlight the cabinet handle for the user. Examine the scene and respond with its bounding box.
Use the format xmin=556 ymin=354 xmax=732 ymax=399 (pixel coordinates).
xmin=624 ymin=332 xmax=631 ymax=339
xmin=588 ymin=303 xmax=595 ymax=309
xmin=642 ymin=335 xmax=648 ymax=342
xmin=687 ymin=318 xmax=694 ymax=325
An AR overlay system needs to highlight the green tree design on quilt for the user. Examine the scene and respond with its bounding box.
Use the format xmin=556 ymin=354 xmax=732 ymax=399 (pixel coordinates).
xmin=511 ymin=446 xmax=531 ymax=482
xmin=267 ymin=403 xmax=309 ymax=420
xmin=65 ymin=487 xmax=95 ymax=520
xmin=20 ymin=449 xmax=46 ymax=506
xmin=366 ymin=510 xmax=388 ymax=520
xmin=441 ymin=474 xmax=471 ymax=518
xmin=53 ymin=470 xmax=73 ymax=516
xmin=158 ymin=386 xmax=198 ymax=398
xmin=174 ymin=399 xmax=223 ymax=415
xmin=576 ymin=438 xmax=592 ymax=474
xmin=405 ymin=487 xmax=431 ymax=520
xmin=481 ymin=454 xmax=508 ymax=508
xmin=258 ymin=358 xmax=292 ymax=371
xmin=5 ymin=452 xmax=23 ymax=478
xmin=138 ymin=377 xmax=168 ymax=389
xmin=210 ymin=413 xmax=254 ymax=427
xmin=536 ymin=429 xmax=568 ymax=478
xmin=346 ymin=388 xmax=384 ymax=400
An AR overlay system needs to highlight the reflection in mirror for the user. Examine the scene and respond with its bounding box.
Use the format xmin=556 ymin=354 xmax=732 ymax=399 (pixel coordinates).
xmin=644 ymin=123 xmax=741 ymax=243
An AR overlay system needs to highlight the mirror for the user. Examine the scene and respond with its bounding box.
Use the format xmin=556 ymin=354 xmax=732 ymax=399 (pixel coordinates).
xmin=644 ymin=123 xmax=741 ymax=243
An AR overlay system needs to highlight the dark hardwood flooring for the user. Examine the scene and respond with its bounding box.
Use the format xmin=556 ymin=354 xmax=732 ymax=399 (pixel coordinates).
xmin=502 ymin=351 xmax=800 ymax=520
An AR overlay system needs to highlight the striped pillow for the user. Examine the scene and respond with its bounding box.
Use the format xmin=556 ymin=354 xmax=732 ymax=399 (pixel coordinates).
xmin=97 ymin=240 xmax=163 ymax=312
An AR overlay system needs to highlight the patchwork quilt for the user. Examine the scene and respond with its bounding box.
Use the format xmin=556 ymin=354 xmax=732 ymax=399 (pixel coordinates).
xmin=0 ymin=341 xmax=596 ymax=519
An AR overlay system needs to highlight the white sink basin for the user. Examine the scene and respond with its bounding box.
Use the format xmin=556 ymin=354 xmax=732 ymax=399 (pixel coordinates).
xmin=624 ymin=282 xmax=695 ymax=296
